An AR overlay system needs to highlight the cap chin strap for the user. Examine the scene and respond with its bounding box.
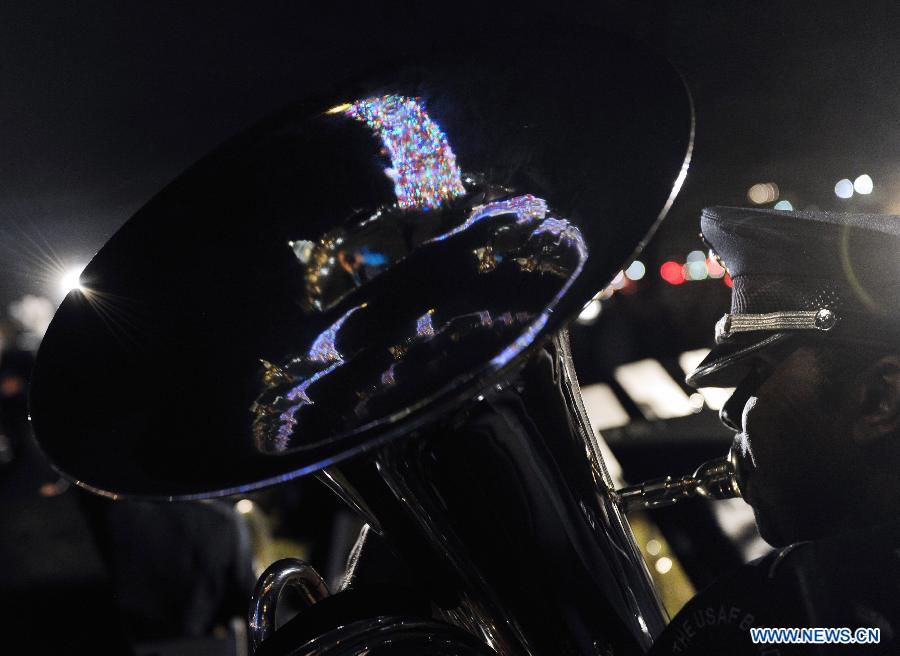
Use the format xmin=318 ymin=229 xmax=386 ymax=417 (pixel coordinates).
xmin=715 ymin=308 xmax=838 ymax=343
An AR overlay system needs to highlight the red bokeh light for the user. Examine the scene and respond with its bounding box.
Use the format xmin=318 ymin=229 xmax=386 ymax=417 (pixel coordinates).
xmin=660 ymin=260 xmax=685 ymax=285
xmin=724 ymin=273 xmax=733 ymax=288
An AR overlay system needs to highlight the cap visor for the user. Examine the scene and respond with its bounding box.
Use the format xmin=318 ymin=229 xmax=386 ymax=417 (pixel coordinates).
xmin=686 ymin=332 xmax=793 ymax=388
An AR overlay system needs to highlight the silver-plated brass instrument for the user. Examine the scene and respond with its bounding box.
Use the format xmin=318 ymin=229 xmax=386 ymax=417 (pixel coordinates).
xmin=29 ymin=27 xmax=700 ymax=656
xmin=616 ymin=445 xmax=744 ymax=513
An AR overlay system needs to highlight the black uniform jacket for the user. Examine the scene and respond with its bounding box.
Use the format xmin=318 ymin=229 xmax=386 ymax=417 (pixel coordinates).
xmin=649 ymin=520 xmax=900 ymax=655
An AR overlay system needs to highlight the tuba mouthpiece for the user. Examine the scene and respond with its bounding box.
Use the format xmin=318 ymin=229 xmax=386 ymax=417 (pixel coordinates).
xmin=615 ymin=443 xmax=744 ymax=513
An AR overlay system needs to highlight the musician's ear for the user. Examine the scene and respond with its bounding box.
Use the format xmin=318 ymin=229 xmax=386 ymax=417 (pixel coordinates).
xmin=851 ymin=354 xmax=900 ymax=444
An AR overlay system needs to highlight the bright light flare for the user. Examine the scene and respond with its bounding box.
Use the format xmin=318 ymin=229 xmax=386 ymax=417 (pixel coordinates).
xmin=59 ymin=265 xmax=86 ymax=295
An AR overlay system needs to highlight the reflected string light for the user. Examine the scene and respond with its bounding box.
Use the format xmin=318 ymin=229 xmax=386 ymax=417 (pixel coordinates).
xmin=834 ymin=179 xmax=854 ymax=199
xmin=428 ymin=194 xmax=547 ymax=244
xmin=346 ymin=95 xmax=466 ymax=210
xmin=270 ymin=305 xmax=364 ymax=450
xmin=415 ymin=310 xmax=435 ymax=337
xmin=854 ymin=174 xmax=873 ymax=195
xmin=490 ymin=216 xmax=587 ymax=369
xmin=380 ymin=363 xmax=397 ymax=387
xmin=308 ymin=305 xmax=362 ymax=363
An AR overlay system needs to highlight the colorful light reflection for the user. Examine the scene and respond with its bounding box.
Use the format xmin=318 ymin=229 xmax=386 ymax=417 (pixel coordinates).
xmin=346 ymin=95 xmax=466 ymax=210
xmin=660 ymin=261 xmax=685 ymax=285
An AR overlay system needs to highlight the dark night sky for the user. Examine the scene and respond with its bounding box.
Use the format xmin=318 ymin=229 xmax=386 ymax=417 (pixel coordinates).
xmin=3 ymin=1 xmax=900 ymax=320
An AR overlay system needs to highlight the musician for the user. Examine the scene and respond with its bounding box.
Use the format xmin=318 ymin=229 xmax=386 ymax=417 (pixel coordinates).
xmin=650 ymin=206 xmax=900 ymax=655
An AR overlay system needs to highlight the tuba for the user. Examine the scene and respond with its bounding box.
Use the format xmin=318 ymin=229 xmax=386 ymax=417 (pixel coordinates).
xmin=26 ymin=27 xmax=727 ymax=656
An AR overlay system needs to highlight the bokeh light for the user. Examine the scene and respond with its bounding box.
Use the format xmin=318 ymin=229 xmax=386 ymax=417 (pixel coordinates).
xmin=854 ymin=174 xmax=873 ymax=195
xmin=773 ymin=200 xmax=793 ymax=210
xmin=707 ymin=255 xmax=726 ymax=279
xmin=577 ymin=298 xmax=602 ymax=324
xmin=684 ymin=260 xmax=708 ymax=281
xmin=625 ymin=260 xmax=646 ymax=281
xmin=660 ymin=261 xmax=685 ymax=285
xmin=655 ymin=556 xmax=674 ymax=574
xmin=834 ymin=178 xmax=854 ymax=199
xmin=747 ymin=182 xmax=779 ymax=204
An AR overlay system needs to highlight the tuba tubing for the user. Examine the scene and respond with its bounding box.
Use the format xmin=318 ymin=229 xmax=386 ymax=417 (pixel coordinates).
xmin=248 ymin=558 xmax=331 ymax=656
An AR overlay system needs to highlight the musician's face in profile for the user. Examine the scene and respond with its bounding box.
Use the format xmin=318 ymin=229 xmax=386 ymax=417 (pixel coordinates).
xmin=720 ymin=342 xmax=900 ymax=547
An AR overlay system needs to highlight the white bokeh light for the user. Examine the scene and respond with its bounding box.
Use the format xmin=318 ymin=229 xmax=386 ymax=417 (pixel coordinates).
xmin=854 ymin=174 xmax=873 ymax=195
xmin=834 ymin=179 xmax=854 ymax=199
xmin=655 ymin=557 xmax=673 ymax=574
xmin=577 ymin=299 xmax=602 ymax=324
xmin=685 ymin=260 xmax=708 ymax=281
xmin=625 ymin=260 xmax=646 ymax=281
xmin=235 ymin=499 xmax=254 ymax=514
